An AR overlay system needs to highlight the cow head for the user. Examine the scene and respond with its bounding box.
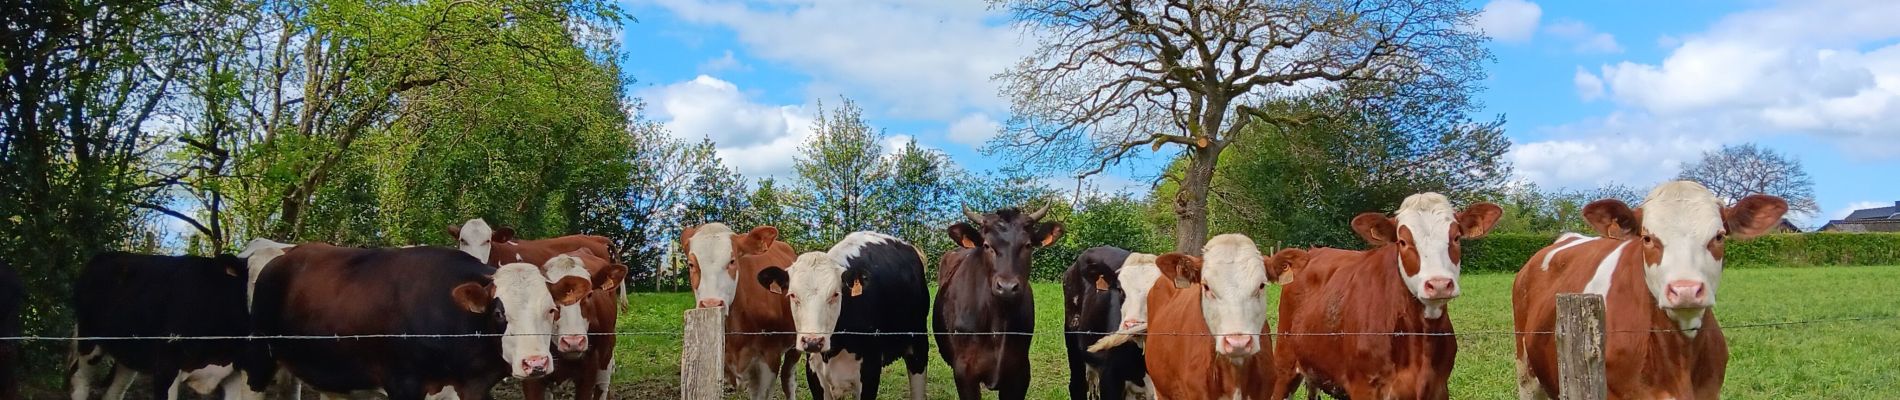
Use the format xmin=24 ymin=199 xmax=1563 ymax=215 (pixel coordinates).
xmin=540 ymin=251 xmax=626 ymax=358
xmin=1583 ymin=180 xmax=1786 ymax=334
xmin=682 ymin=223 xmax=780 ymax=308
xmin=1350 ymin=193 xmax=1501 ymax=319
xmin=452 ymin=263 xmax=589 ymax=379
xmin=1083 ymin=253 xmax=1156 ymax=336
xmin=756 ymin=252 xmax=869 ymax=353
xmin=448 ymin=218 xmax=515 ymax=263
xmin=948 ymin=205 xmax=1062 ymax=299
xmin=1159 ymin=234 xmax=1306 ymax=364
xmin=236 ymin=238 xmax=297 ymax=310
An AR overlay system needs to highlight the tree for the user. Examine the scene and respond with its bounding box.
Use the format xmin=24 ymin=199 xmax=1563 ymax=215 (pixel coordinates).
xmin=1677 ymin=143 xmax=1819 ymax=216
xmin=793 ymin=99 xmax=892 ymax=243
xmin=879 ymin=139 xmax=959 ymax=254
xmin=992 ymin=0 xmax=1492 ymax=254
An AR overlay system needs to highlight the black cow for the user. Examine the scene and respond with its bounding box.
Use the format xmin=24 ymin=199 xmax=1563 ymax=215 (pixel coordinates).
xmin=757 ymin=231 xmax=930 ymax=399
xmin=68 ymin=252 xmax=256 ymax=400
xmin=934 ymin=206 xmax=1063 ymax=400
xmin=1064 ymin=246 xmax=1152 ymax=400
xmin=244 ymin=243 xmax=589 ymax=399
xmin=0 ymin=260 xmax=20 ymax=400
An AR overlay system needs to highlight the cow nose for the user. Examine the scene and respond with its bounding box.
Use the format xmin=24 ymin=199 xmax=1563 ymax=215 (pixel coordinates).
xmin=1220 ymin=335 xmax=1254 ymax=353
xmin=1665 ymin=280 xmax=1707 ymax=307
xmin=1120 ymin=319 xmax=1144 ymax=330
xmin=1422 ymin=277 xmax=1458 ymax=299
xmin=522 ymin=355 xmax=551 ymax=375
xmin=993 ymin=281 xmax=1020 ymax=296
xmin=559 ymin=335 xmax=588 ymax=352
xmin=797 ymin=335 xmax=825 ymax=352
xmin=697 ymin=298 xmax=725 ymax=308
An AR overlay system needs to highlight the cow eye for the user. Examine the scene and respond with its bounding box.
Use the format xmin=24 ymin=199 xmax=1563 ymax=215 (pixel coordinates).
xmin=547 ymin=307 xmax=558 ymax=318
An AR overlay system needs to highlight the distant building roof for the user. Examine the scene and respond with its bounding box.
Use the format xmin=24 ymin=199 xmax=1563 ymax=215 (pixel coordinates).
xmin=1820 ymin=219 xmax=1900 ymax=233
xmin=1842 ymin=201 xmax=1900 ymax=221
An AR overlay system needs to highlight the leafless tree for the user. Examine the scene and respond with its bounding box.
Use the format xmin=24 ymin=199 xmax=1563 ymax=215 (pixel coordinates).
xmin=1677 ymin=143 xmax=1820 ymax=217
xmin=991 ymin=0 xmax=1491 ymax=253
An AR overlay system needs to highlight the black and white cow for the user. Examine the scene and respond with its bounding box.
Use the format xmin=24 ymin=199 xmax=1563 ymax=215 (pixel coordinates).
xmin=69 ymin=252 xmax=261 ymax=400
xmin=0 ymin=259 xmax=21 ymax=400
xmin=1063 ymin=246 xmax=1154 ymax=400
xmin=756 ymin=232 xmax=929 ymax=400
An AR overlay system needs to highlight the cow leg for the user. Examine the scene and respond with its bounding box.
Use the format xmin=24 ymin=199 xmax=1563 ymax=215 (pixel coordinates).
xmin=68 ymin=343 xmax=108 ymax=400
xmin=1065 ymin=353 xmax=1090 ymax=400
xmin=520 ymin=376 xmax=547 ymax=400
xmin=575 ymin=360 xmax=600 ymax=400
xmin=151 ymin=368 xmax=181 ymax=400
xmin=594 ymin=357 xmax=616 ymax=400
xmin=1516 ymin=356 xmax=1550 ymax=400
xmin=903 ymin=343 xmax=928 ymax=400
xmin=857 ymin=354 xmax=882 ymax=400
xmin=779 ymin=350 xmax=800 ymax=400
xmin=1096 ymin=365 xmax=1124 ymax=400
xmin=803 ymin=358 xmax=825 ymax=400
xmin=996 ymin=351 xmax=1031 ymax=400
xmin=220 ymin=370 xmax=263 ymax=400
xmin=747 ymin=359 xmax=776 ymax=400
xmin=950 ymin=374 xmax=982 ymax=400
xmin=102 ymin=364 xmax=136 ymax=400
xmin=1266 ymin=366 xmax=1300 ymax=400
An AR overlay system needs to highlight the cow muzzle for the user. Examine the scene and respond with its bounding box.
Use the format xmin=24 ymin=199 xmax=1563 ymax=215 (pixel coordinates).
xmin=1663 ymin=280 xmax=1709 ymax=309
xmin=1420 ymin=277 xmax=1459 ymax=300
xmin=557 ymin=335 xmax=588 ymax=356
xmin=798 ymin=334 xmax=828 ymax=353
xmin=696 ymin=298 xmax=726 ymax=308
xmin=1120 ymin=318 xmax=1145 ymax=330
xmin=1216 ymin=334 xmax=1258 ymax=360
xmin=992 ymin=279 xmax=1022 ymax=297
xmin=518 ymin=355 xmax=553 ymax=378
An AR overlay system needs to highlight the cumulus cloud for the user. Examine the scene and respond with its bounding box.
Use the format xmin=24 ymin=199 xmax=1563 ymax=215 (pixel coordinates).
xmin=641 ymin=75 xmax=815 ymax=179
xmin=1474 ymin=0 xmax=1542 ymax=42
xmin=640 ymin=0 xmax=1028 ymax=119
xmin=946 ymin=113 xmax=1001 ymax=148
xmin=1573 ymin=67 xmax=1605 ymax=101
xmin=1509 ymin=112 xmax=1731 ymax=190
xmin=1545 ymin=19 xmax=1623 ymax=54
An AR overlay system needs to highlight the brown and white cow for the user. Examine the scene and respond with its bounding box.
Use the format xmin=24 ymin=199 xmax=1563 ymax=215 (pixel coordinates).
xmin=933 ymin=206 xmax=1062 ymax=400
xmin=683 ymin=223 xmax=800 ymax=400
xmin=1092 ymin=234 xmax=1306 ymax=400
xmin=1269 ymin=193 xmax=1501 ymax=399
xmin=1513 ymin=181 xmax=1786 ymax=400
xmin=449 ymin=218 xmax=515 ymax=264
xmin=522 ymin=252 xmax=628 ymax=400
xmin=489 ymin=235 xmax=621 ymax=356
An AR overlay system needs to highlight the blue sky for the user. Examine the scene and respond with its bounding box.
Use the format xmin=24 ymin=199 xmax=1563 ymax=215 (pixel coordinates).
xmin=618 ymin=0 xmax=1898 ymax=229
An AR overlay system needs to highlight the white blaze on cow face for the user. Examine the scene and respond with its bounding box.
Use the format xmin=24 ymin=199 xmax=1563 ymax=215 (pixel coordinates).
xmin=490 ymin=263 xmax=571 ymax=379
xmin=782 ymin=252 xmax=848 ymax=353
xmin=686 ymin=223 xmax=739 ymax=308
xmin=454 ymin=219 xmax=497 ymax=263
xmin=542 ymin=255 xmax=592 ymax=357
xmin=1196 ymin=234 xmax=1269 ymax=362
xmin=1113 ymin=253 xmax=1161 ymax=332
xmin=1393 ymin=193 xmax=1462 ymax=317
xmin=1637 ymin=181 xmax=1730 ymax=331
xmin=237 ymin=238 xmax=296 ymax=310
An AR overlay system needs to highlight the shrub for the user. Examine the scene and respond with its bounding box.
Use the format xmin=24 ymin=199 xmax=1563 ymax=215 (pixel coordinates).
xmin=1725 ymin=232 xmax=1900 ymax=268
xmin=1463 ymin=233 xmax=1562 ymax=274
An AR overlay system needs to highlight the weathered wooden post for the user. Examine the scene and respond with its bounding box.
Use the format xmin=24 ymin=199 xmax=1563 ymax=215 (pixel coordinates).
xmin=681 ymin=307 xmax=726 ymax=399
xmin=1556 ymin=293 xmax=1607 ymax=400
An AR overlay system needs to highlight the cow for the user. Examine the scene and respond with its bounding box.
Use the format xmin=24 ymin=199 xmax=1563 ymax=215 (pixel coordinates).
xmin=67 ymin=252 xmax=262 ymax=400
xmin=522 ymin=252 xmax=627 ymax=400
xmin=449 ymin=218 xmax=515 ymax=264
xmin=682 ymin=223 xmax=800 ymax=400
xmin=933 ymin=205 xmax=1062 ymax=400
xmin=754 ymin=232 xmax=929 ymax=400
xmin=1266 ymin=193 xmax=1501 ymax=399
xmin=1091 ymin=234 xmax=1306 ymax=400
xmin=486 ymin=235 xmax=621 ymax=357
xmin=1062 ymin=247 xmax=1153 ymax=400
xmin=1513 ymin=181 xmax=1786 ymax=400
xmin=0 ymin=259 xmax=20 ymax=400
xmin=244 ymin=243 xmax=590 ymax=400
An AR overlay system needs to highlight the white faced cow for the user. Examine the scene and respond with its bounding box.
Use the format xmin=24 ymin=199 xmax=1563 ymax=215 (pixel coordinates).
xmin=757 ymin=232 xmax=930 ymax=400
xmin=448 ymin=218 xmax=515 ymax=264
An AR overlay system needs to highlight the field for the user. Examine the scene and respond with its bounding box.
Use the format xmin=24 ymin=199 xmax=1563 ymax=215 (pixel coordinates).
xmin=604 ymin=265 xmax=1900 ymax=399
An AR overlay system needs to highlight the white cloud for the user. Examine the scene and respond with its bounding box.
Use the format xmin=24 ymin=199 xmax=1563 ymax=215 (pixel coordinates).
xmin=1475 ymin=0 xmax=1542 ymax=42
xmin=1545 ymin=19 xmax=1623 ymax=54
xmin=946 ymin=113 xmax=1001 ymax=148
xmin=1509 ymin=112 xmax=1729 ymax=191
xmin=1574 ymin=67 xmax=1605 ymax=101
xmin=697 ymin=50 xmax=748 ymax=74
xmin=641 ymin=75 xmax=815 ymax=179
xmin=640 ymin=0 xmax=1028 ymax=119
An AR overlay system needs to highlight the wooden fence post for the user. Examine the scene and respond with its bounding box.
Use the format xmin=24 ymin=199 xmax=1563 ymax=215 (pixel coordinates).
xmin=1555 ymin=293 xmax=1607 ymax=400
xmin=681 ymin=307 xmax=726 ymax=400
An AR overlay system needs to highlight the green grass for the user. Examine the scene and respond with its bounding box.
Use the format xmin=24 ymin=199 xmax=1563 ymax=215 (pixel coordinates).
xmin=611 ymin=266 xmax=1900 ymax=399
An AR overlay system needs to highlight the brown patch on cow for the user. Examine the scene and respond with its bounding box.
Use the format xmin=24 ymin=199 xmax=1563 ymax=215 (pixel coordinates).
xmin=1583 ymin=199 xmax=1641 ymax=239
xmin=452 ymin=282 xmax=493 ymax=314
xmin=735 ymin=226 xmax=780 ymax=256
xmin=1396 ymin=226 xmax=1420 ymax=276
xmin=1156 ymin=253 xmax=1203 ymax=288
xmin=1724 ymin=194 xmax=1790 ymax=239
xmin=1640 ymin=231 xmax=1664 ymax=267
xmin=1706 ymin=237 xmax=1725 ymax=260
xmin=1455 ymin=203 xmax=1503 ymax=239
xmin=1264 ymin=248 xmax=1309 ymax=284
xmin=1445 ymin=224 xmax=1465 ymax=265
xmin=1350 ymin=213 xmax=1398 ymax=245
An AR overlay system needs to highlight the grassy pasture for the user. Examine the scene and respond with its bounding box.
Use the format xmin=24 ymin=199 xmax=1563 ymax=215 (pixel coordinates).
xmin=603 ymin=266 xmax=1900 ymax=399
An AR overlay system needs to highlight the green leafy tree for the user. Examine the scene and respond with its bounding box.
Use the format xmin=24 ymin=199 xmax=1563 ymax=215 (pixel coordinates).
xmin=792 ymin=99 xmax=893 ymax=244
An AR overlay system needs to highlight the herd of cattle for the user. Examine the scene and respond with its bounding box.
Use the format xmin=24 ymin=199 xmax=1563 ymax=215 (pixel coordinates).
xmin=20 ymin=179 xmax=1787 ymax=400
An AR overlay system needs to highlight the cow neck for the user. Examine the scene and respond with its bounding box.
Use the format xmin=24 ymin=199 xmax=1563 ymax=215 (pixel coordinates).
xmin=1350 ymin=245 xmax=1447 ymax=332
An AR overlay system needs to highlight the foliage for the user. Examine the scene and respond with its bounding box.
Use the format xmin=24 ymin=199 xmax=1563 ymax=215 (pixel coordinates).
xmin=1029 ymin=194 xmax=1174 ymax=281
xmin=992 ymin=0 xmax=1494 ymax=254
xmin=1481 ymin=182 xmax=1647 ymax=236
xmin=1676 ymin=143 xmax=1820 ymax=217
xmin=1455 ymin=233 xmax=1900 ymax=274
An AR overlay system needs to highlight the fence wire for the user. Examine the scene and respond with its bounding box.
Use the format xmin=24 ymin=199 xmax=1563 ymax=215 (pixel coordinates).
xmin=4 ymin=315 xmax=1895 ymax=342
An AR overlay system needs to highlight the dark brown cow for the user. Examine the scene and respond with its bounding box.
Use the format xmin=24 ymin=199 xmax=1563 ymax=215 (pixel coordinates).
xmin=1092 ymin=235 xmax=1305 ymax=400
xmin=933 ymin=206 xmax=1062 ymax=400
xmin=1270 ymin=193 xmax=1500 ymax=399
xmin=683 ymin=223 xmax=800 ymax=400
xmin=523 ymin=250 xmax=628 ymax=400
xmin=1514 ymin=181 xmax=1786 ymax=400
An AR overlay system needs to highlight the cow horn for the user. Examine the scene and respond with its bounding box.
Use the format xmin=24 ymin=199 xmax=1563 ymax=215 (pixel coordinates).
xmin=962 ymin=205 xmax=984 ymax=224
xmin=1027 ymin=204 xmax=1050 ymax=221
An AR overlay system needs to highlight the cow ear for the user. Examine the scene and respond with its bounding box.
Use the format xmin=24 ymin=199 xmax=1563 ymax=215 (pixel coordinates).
xmin=738 ymin=226 xmax=779 ymax=255
xmin=1264 ymin=248 xmax=1309 ymax=285
xmin=1457 ymin=203 xmax=1504 ymax=239
xmin=447 ymin=224 xmax=463 ymax=241
xmin=842 ymin=269 xmax=867 ymax=297
xmin=1032 ymin=222 xmax=1064 ymax=247
xmin=1351 ymin=213 xmax=1398 ymax=246
xmin=1724 ymin=195 xmax=1789 ymax=239
xmin=1082 ymin=261 xmax=1119 ymax=291
xmin=756 ymin=267 xmax=790 ymax=295
xmin=1583 ymin=199 xmax=1640 ymax=240
xmin=948 ymin=223 xmax=982 ymax=248
xmin=594 ymin=264 xmax=628 ymax=292
xmin=1156 ymin=253 xmax=1203 ymax=288
xmin=492 ymin=227 xmax=515 ymax=243
xmin=452 ymin=282 xmax=494 ymax=314
xmin=550 ymin=276 xmax=590 ymax=306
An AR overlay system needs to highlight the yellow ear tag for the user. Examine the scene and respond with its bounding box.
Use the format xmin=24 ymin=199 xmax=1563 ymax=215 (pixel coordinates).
xmin=1093 ymin=276 xmax=1109 ymax=291
xmin=850 ymin=280 xmax=864 ymax=297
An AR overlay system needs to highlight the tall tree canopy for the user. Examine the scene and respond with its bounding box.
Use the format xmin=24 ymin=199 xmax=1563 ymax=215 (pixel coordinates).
xmin=992 ymin=0 xmax=1492 ymax=254
xmin=1676 ymin=143 xmax=1819 ymax=217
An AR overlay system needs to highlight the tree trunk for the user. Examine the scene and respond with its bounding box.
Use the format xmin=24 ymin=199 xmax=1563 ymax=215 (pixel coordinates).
xmin=1174 ymin=146 xmax=1220 ymax=255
